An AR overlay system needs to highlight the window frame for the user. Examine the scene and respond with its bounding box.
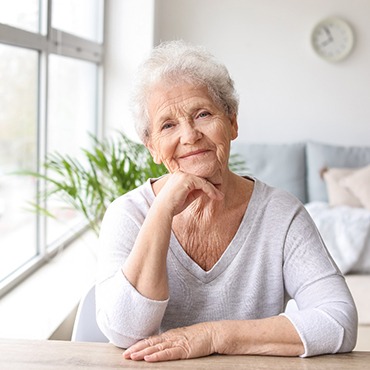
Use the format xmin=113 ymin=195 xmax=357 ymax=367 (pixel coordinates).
xmin=0 ymin=0 xmax=104 ymax=298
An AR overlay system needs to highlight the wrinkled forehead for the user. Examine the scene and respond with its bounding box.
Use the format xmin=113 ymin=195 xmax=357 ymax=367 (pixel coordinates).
xmin=147 ymin=81 xmax=222 ymax=123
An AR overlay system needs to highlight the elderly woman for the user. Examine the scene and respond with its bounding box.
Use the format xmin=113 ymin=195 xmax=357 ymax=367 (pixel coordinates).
xmin=96 ymin=41 xmax=357 ymax=362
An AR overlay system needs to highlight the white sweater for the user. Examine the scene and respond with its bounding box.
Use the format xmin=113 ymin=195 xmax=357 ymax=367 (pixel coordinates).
xmin=96 ymin=177 xmax=357 ymax=357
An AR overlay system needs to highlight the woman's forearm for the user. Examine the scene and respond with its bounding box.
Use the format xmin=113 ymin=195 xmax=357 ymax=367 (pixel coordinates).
xmin=123 ymin=316 xmax=304 ymax=362
xmin=211 ymin=316 xmax=304 ymax=357
xmin=122 ymin=200 xmax=173 ymax=301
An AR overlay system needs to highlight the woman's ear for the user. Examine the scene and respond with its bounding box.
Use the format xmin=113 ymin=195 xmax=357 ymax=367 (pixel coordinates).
xmin=230 ymin=114 xmax=239 ymax=140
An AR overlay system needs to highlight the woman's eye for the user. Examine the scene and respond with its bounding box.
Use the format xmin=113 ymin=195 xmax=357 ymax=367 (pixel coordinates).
xmin=196 ymin=111 xmax=210 ymax=119
xmin=161 ymin=122 xmax=174 ymax=131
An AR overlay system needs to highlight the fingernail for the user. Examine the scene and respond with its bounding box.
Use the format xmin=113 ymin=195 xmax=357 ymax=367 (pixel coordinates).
xmin=144 ymin=355 xmax=152 ymax=362
xmin=122 ymin=350 xmax=131 ymax=359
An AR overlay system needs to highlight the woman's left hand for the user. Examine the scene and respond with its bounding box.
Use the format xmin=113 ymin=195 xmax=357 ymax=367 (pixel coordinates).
xmin=123 ymin=323 xmax=216 ymax=362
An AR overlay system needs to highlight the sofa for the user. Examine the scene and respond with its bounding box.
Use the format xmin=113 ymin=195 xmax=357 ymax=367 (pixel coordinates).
xmin=232 ymin=140 xmax=370 ymax=350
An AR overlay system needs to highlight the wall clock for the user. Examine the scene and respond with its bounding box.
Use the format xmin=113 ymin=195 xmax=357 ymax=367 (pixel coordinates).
xmin=311 ymin=17 xmax=354 ymax=62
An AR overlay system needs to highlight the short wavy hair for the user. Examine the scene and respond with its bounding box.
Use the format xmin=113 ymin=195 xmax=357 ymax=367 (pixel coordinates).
xmin=130 ymin=40 xmax=239 ymax=143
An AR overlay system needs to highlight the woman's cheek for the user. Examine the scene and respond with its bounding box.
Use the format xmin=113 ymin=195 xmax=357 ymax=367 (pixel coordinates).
xmin=163 ymin=158 xmax=180 ymax=173
xmin=215 ymin=144 xmax=229 ymax=166
xmin=156 ymin=136 xmax=180 ymax=172
xmin=157 ymin=145 xmax=179 ymax=173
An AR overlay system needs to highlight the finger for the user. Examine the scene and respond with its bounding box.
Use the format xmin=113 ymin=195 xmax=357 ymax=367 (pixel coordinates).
xmin=123 ymin=337 xmax=160 ymax=359
xmin=197 ymin=179 xmax=224 ymax=200
xmin=127 ymin=341 xmax=174 ymax=361
xmin=171 ymin=171 xmax=223 ymax=200
xmin=144 ymin=346 xmax=186 ymax=362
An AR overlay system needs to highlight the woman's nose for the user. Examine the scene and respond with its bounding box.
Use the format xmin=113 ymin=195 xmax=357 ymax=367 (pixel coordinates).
xmin=179 ymin=122 xmax=202 ymax=144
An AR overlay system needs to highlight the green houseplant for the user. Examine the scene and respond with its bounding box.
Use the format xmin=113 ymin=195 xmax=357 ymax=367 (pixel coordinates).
xmin=25 ymin=132 xmax=246 ymax=235
xmin=25 ymin=132 xmax=167 ymax=235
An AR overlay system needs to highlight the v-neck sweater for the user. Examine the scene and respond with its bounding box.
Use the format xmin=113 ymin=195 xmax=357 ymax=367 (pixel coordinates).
xmin=96 ymin=177 xmax=357 ymax=357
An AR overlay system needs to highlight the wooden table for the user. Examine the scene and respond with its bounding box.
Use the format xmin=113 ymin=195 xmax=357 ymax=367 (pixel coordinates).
xmin=0 ymin=339 xmax=369 ymax=370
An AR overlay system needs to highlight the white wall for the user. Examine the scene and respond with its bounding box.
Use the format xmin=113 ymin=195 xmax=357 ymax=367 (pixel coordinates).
xmin=154 ymin=0 xmax=370 ymax=146
xmin=104 ymin=0 xmax=370 ymax=146
xmin=103 ymin=0 xmax=155 ymax=140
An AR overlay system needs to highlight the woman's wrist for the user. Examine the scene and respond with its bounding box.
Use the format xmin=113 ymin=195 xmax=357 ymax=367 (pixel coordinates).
xmin=207 ymin=318 xmax=304 ymax=357
xmin=208 ymin=321 xmax=228 ymax=355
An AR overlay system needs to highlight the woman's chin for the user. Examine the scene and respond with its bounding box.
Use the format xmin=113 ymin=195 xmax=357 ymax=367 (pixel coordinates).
xmin=180 ymin=167 xmax=223 ymax=182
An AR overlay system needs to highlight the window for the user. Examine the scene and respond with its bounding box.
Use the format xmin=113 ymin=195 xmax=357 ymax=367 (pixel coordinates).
xmin=52 ymin=0 xmax=103 ymax=42
xmin=0 ymin=44 xmax=38 ymax=285
xmin=46 ymin=55 xmax=98 ymax=245
xmin=0 ymin=0 xmax=40 ymax=33
xmin=0 ymin=1 xmax=104 ymax=296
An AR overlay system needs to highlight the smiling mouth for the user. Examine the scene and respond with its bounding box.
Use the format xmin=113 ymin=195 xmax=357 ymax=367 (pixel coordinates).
xmin=179 ymin=150 xmax=210 ymax=159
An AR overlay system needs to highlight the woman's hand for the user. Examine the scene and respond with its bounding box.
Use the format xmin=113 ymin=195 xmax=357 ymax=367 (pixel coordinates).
xmin=123 ymin=323 xmax=216 ymax=362
xmin=122 ymin=172 xmax=223 ymax=301
xmin=156 ymin=171 xmax=224 ymax=216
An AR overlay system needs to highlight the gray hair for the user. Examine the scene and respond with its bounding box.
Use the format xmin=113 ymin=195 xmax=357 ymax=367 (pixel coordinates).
xmin=130 ymin=40 xmax=239 ymax=143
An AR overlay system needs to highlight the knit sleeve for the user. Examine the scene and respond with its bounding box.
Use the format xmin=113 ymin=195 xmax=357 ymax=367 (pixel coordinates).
xmin=282 ymin=205 xmax=358 ymax=357
xmin=95 ymin=191 xmax=169 ymax=348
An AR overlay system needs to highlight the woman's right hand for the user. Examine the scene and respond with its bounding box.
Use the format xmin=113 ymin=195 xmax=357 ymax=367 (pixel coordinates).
xmin=122 ymin=171 xmax=223 ymax=301
xmin=154 ymin=171 xmax=224 ymax=217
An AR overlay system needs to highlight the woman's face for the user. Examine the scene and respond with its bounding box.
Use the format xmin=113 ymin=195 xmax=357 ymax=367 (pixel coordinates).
xmin=146 ymin=81 xmax=238 ymax=182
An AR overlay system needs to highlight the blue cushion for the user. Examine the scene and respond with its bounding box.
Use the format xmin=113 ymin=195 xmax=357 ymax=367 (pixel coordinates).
xmin=232 ymin=142 xmax=307 ymax=203
xmin=306 ymin=141 xmax=370 ymax=202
